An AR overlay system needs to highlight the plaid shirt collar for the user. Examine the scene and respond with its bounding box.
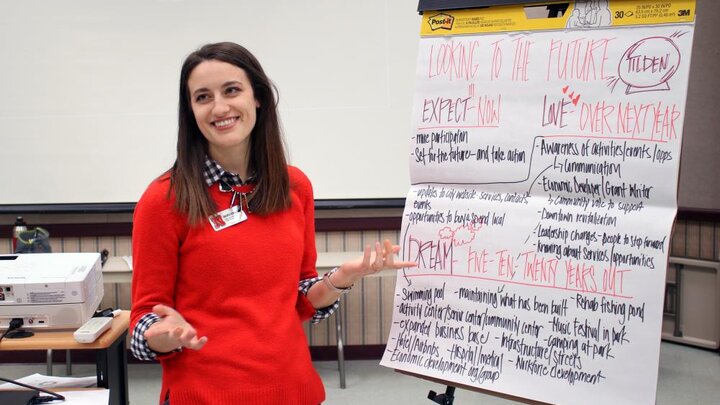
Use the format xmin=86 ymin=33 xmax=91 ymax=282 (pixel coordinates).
xmin=202 ymin=155 xmax=255 ymax=187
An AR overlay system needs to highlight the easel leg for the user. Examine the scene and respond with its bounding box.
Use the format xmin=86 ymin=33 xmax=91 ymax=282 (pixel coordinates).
xmin=428 ymin=385 xmax=456 ymax=405
xmin=335 ymin=299 xmax=346 ymax=389
xmin=46 ymin=349 xmax=53 ymax=375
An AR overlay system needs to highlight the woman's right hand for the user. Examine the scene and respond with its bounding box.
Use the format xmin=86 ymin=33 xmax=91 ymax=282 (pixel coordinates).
xmin=144 ymin=304 xmax=208 ymax=353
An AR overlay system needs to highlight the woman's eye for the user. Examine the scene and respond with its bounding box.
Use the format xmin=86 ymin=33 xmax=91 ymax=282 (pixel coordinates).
xmin=195 ymin=94 xmax=209 ymax=103
xmin=225 ymin=87 xmax=241 ymax=95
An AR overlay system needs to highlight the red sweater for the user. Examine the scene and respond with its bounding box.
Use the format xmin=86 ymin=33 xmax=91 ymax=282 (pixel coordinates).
xmin=130 ymin=166 xmax=324 ymax=405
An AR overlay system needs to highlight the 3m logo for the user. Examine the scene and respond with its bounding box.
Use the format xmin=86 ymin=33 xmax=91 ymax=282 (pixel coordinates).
xmin=678 ymin=9 xmax=690 ymax=17
xmin=428 ymin=13 xmax=454 ymax=31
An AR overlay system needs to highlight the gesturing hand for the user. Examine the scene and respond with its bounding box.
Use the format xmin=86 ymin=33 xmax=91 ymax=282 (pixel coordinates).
xmin=144 ymin=304 xmax=208 ymax=353
xmin=332 ymin=240 xmax=417 ymax=287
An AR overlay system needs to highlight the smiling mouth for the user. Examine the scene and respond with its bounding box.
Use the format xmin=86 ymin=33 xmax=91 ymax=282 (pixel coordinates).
xmin=212 ymin=117 xmax=238 ymax=129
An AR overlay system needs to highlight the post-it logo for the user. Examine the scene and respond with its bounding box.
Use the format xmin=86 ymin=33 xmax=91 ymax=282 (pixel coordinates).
xmin=427 ymin=13 xmax=454 ymax=31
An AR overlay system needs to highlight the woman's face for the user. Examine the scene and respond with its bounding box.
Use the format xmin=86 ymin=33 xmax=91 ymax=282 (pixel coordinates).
xmin=187 ymin=60 xmax=260 ymax=158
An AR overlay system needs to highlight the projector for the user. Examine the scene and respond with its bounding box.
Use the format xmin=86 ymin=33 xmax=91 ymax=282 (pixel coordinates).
xmin=0 ymin=252 xmax=103 ymax=330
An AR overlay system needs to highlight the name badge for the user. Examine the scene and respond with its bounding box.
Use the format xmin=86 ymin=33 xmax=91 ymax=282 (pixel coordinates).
xmin=208 ymin=205 xmax=247 ymax=231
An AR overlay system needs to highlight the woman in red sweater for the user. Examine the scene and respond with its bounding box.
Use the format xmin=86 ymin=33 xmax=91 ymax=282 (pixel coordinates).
xmin=129 ymin=42 xmax=415 ymax=405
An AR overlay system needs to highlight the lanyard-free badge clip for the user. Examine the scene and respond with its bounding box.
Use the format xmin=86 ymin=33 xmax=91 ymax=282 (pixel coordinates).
xmin=208 ymin=204 xmax=248 ymax=231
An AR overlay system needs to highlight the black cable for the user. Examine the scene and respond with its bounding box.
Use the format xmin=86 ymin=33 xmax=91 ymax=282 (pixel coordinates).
xmin=0 ymin=318 xmax=24 ymax=344
xmin=0 ymin=376 xmax=65 ymax=403
xmin=93 ymin=307 xmax=115 ymax=318
xmin=1 ymin=319 xmax=65 ymax=402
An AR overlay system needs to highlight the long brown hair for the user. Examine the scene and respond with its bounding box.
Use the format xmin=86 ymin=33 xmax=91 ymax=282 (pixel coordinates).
xmin=171 ymin=42 xmax=290 ymax=224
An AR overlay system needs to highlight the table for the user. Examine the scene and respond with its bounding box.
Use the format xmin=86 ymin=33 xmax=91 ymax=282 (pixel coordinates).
xmin=0 ymin=311 xmax=130 ymax=405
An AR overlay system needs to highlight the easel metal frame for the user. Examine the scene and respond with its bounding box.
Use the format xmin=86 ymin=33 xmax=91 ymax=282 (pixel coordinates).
xmin=418 ymin=0 xmax=557 ymax=13
xmin=400 ymin=370 xmax=550 ymax=405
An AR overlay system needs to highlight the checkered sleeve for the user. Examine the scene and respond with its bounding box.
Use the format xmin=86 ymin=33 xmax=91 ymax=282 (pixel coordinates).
xmin=130 ymin=313 xmax=161 ymax=361
xmin=299 ymin=267 xmax=341 ymax=324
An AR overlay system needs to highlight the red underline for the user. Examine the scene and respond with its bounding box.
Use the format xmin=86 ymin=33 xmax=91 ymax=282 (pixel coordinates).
xmin=405 ymin=272 xmax=634 ymax=299
xmin=417 ymin=125 xmax=500 ymax=130
xmin=542 ymin=134 xmax=668 ymax=143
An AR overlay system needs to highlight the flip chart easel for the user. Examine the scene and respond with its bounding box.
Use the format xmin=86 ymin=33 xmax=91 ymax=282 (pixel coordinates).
xmin=381 ymin=1 xmax=697 ymax=404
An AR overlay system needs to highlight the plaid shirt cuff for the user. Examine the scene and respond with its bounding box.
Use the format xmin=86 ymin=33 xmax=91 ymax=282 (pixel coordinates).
xmin=130 ymin=313 xmax=163 ymax=361
xmin=299 ymin=267 xmax=341 ymax=324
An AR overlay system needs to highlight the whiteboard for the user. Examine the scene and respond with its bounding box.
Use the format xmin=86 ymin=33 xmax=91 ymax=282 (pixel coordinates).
xmin=0 ymin=0 xmax=420 ymax=206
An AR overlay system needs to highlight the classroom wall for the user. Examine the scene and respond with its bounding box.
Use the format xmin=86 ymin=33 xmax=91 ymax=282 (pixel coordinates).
xmin=671 ymin=217 xmax=720 ymax=259
xmin=1 ymin=0 xmax=716 ymax=212
xmin=1 ymin=213 xmax=716 ymax=348
xmin=0 ymin=0 xmax=420 ymax=206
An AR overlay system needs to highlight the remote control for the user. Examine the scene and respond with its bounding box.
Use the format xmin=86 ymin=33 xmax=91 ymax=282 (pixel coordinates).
xmin=73 ymin=317 xmax=113 ymax=343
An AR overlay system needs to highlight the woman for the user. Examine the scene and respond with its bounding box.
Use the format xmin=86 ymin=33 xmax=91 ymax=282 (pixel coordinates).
xmin=129 ymin=42 xmax=415 ymax=405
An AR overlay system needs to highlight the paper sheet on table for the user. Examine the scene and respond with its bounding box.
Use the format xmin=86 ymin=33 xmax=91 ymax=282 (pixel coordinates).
xmin=54 ymin=389 xmax=110 ymax=404
xmin=0 ymin=373 xmax=96 ymax=390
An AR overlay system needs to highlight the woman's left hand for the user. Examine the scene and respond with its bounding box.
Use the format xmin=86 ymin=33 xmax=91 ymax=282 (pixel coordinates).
xmin=330 ymin=239 xmax=417 ymax=288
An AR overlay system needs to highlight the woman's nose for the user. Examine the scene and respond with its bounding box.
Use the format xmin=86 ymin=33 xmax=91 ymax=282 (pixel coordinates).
xmin=212 ymin=98 xmax=230 ymax=116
